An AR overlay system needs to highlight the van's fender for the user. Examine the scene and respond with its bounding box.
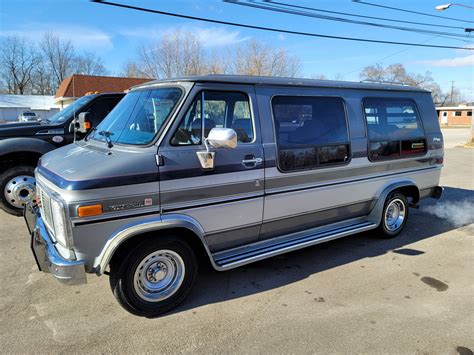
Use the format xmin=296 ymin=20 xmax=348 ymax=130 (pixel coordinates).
xmin=93 ymin=213 xmax=215 ymax=275
xmin=0 ymin=137 xmax=56 ymax=157
xmin=367 ymin=178 xmax=419 ymax=226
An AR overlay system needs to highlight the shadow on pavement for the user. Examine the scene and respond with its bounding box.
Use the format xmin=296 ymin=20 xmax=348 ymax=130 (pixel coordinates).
xmin=163 ymin=186 xmax=474 ymax=317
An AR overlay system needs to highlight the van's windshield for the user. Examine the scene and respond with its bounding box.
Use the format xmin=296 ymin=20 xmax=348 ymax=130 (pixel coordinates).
xmin=90 ymin=87 xmax=182 ymax=146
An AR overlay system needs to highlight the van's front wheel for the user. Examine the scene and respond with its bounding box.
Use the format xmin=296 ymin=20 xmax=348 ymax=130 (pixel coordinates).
xmin=109 ymin=237 xmax=198 ymax=317
xmin=376 ymin=192 xmax=409 ymax=238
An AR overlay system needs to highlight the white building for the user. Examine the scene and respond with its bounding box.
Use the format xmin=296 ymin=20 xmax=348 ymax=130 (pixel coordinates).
xmin=0 ymin=94 xmax=60 ymax=123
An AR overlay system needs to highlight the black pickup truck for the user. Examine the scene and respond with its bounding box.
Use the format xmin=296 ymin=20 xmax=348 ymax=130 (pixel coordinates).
xmin=0 ymin=92 xmax=124 ymax=216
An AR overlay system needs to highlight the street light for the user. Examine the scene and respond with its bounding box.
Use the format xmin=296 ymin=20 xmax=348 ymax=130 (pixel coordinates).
xmin=435 ymin=3 xmax=474 ymax=11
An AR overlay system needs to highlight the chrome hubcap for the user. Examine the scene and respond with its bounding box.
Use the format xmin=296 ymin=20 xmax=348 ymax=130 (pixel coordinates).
xmin=384 ymin=199 xmax=406 ymax=231
xmin=3 ymin=175 xmax=36 ymax=209
xmin=133 ymin=250 xmax=185 ymax=302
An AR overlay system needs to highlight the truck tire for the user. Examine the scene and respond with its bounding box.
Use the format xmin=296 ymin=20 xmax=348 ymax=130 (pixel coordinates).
xmin=375 ymin=192 xmax=409 ymax=238
xmin=109 ymin=237 xmax=198 ymax=317
xmin=0 ymin=165 xmax=36 ymax=216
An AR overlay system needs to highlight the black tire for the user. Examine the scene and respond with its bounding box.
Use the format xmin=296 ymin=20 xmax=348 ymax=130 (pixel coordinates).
xmin=0 ymin=165 xmax=36 ymax=216
xmin=375 ymin=192 xmax=409 ymax=238
xmin=109 ymin=237 xmax=198 ymax=317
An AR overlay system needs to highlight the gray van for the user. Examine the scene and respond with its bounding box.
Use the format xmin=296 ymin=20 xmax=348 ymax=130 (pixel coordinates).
xmin=24 ymin=75 xmax=444 ymax=316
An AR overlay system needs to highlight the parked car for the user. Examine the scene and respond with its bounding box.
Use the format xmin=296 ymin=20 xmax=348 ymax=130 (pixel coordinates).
xmin=18 ymin=111 xmax=40 ymax=122
xmin=24 ymin=75 xmax=444 ymax=317
xmin=0 ymin=92 xmax=125 ymax=216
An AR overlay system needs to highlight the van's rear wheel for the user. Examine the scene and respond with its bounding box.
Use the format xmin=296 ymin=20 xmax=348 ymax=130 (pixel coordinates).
xmin=0 ymin=165 xmax=36 ymax=216
xmin=376 ymin=192 xmax=409 ymax=238
xmin=109 ymin=237 xmax=198 ymax=317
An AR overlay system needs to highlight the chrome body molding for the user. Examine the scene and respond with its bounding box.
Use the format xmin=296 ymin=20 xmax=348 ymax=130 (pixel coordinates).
xmin=212 ymin=219 xmax=377 ymax=270
xmin=93 ymin=214 xmax=212 ymax=275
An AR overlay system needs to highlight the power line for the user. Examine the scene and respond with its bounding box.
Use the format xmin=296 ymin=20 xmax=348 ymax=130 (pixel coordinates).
xmin=91 ymin=0 xmax=473 ymax=51
xmin=226 ymin=0 xmax=472 ymax=41
xmin=353 ymin=0 xmax=474 ymax=24
xmin=341 ymin=28 xmax=463 ymax=78
xmin=266 ymin=0 xmax=466 ymax=30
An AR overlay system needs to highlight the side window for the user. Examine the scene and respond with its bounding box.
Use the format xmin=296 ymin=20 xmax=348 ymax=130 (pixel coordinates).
xmin=363 ymin=98 xmax=426 ymax=161
xmin=271 ymin=96 xmax=350 ymax=172
xmin=171 ymin=91 xmax=254 ymax=145
xmin=87 ymin=98 xmax=121 ymax=128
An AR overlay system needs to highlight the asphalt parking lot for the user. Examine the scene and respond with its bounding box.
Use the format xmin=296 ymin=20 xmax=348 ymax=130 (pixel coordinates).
xmin=1 ymin=129 xmax=473 ymax=354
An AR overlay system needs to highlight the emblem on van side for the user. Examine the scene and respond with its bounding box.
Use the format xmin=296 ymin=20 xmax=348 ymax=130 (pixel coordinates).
xmin=109 ymin=198 xmax=153 ymax=211
xmin=433 ymin=137 xmax=441 ymax=142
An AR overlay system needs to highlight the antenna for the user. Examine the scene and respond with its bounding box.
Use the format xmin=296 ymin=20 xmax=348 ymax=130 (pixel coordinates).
xmin=73 ymin=74 xmax=77 ymax=143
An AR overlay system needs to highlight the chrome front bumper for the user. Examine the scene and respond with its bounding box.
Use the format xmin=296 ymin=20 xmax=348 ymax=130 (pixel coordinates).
xmin=25 ymin=204 xmax=87 ymax=285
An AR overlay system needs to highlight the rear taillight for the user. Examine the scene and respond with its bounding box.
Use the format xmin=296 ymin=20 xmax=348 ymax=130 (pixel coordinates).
xmin=435 ymin=156 xmax=444 ymax=164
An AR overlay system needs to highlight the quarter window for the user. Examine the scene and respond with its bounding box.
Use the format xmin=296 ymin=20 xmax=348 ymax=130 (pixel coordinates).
xmin=271 ymin=96 xmax=350 ymax=171
xmin=363 ymin=98 xmax=426 ymax=160
xmin=171 ymin=91 xmax=254 ymax=145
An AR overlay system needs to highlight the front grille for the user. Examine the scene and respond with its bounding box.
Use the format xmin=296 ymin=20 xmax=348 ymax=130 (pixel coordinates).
xmin=38 ymin=186 xmax=54 ymax=235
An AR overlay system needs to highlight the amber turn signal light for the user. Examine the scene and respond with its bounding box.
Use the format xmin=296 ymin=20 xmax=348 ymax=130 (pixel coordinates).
xmin=77 ymin=204 xmax=103 ymax=218
xmin=83 ymin=121 xmax=91 ymax=129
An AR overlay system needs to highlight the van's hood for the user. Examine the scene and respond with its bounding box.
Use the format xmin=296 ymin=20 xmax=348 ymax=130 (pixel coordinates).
xmin=38 ymin=141 xmax=159 ymax=190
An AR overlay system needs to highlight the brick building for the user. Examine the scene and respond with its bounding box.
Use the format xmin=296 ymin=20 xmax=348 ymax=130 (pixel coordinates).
xmin=54 ymin=74 xmax=151 ymax=108
xmin=436 ymin=105 xmax=473 ymax=126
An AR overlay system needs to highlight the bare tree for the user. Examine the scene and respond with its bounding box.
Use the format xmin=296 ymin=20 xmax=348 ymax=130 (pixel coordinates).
xmin=311 ymin=74 xmax=328 ymax=80
xmin=121 ymin=60 xmax=148 ymax=78
xmin=31 ymin=60 xmax=55 ymax=95
xmin=0 ymin=36 xmax=41 ymax=94
xmin=137 ymin=30 xmax=207 ymax=79
xmin=230 ymin=40 xmax=299 ymax=77
xmin=359 ymin=63 xmax=462 ymax=105
xmin=74 ymin=52 xmax=108 ymax=76
xmin=40 ymin=33 xmax=75 ymax=87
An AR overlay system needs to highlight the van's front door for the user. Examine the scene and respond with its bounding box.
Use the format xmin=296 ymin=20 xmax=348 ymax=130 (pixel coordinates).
xmin=158 ymin=84 xmax=264 ymax=252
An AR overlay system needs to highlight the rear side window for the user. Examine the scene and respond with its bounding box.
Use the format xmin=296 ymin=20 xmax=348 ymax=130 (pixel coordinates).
xmin=171 ymin=91 xmax=254 ymax=145
xmin=271 ymin=96 xmax=350 ymax=172
xmin=363 ymin=98 xmax=426 ymax=160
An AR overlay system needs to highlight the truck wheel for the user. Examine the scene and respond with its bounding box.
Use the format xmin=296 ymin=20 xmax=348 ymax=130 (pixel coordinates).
xmin=0 ymin=165 xmax=36 ymax=216
xmin=376 ymin=192 xmax=409 ymax=238
xmin=109 ymin=237 xmax=198 ymax=317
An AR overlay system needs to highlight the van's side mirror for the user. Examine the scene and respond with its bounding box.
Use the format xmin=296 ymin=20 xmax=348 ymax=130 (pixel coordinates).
xmin=75 ymin=112 xmax=91 ymax=134
xmin=196 ymin=128 xmax=238 ymax=170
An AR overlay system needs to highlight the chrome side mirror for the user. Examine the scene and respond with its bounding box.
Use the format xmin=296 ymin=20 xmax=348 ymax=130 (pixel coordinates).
xmin=196 ymin=128 xmax=238 ymax=170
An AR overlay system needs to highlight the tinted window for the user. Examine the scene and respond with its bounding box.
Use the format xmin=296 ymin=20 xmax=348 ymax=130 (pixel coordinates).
xmin=272 ymin=96 xmax=349 ymax=171
xmin=454 ymin=111 xmax=462 ymax=116
xmin=171 ymin=91 xmax=254 ymax=145
xmin=363 ymin=98 xmax=426 ymax=160
xmin=88 ymin=97 xmax=122 ymax=128
xmin=468 ymin=111 xmax=472 ymax=117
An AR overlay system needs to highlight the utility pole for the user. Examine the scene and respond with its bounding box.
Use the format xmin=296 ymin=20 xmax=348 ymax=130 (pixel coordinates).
xmin=450 ymin=81 xmax=455 ymax=105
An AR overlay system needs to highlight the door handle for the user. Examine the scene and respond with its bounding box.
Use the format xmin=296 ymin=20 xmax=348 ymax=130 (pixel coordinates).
xmin=242 ymin=157 xmax=263 ymax=167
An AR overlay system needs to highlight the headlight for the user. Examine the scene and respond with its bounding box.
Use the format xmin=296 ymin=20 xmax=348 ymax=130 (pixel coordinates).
xmin=51 ymin=198 xmax=69 ymax=247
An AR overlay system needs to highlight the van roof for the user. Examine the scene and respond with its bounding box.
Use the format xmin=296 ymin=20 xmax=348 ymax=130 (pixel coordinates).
xmin=132 ymin=74 xmax=430 ymax=93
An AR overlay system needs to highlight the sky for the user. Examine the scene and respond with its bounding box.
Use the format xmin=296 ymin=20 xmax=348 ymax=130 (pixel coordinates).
xmin=0 ymin=0 xmax=473 ymax=100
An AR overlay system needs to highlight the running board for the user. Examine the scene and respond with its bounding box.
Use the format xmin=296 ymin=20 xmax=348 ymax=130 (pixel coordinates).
xmin=212 ymin=221 xmax=377 ymax=270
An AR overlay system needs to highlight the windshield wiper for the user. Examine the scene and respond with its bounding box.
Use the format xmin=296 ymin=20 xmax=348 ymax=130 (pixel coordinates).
xmin=98 ymin=130 xmax=114 ymax=148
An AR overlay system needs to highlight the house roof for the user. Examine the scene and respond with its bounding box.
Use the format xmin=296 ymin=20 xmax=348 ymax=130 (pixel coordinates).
xmin=131 ymin=74 xmax=430 ymax=93
xmin=54 ymin=74 xmax=152 ymax=100
xmin=0 ymin=94 xmax=58 ymax=110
